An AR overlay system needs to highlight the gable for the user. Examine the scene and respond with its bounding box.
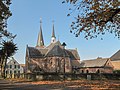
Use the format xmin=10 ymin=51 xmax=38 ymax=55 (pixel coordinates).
xmin=66 ymin=49 xmax=80 ymax=60
xmin=104 ymin=59 xmax=114 ymax=68
xmin=69 ymin=49 xmax=80 ymax=60
xmin=46 ymin=41 xmax=62 ymax=49
xmin=45 ymin=45 xmax=68 ymax=57
xmin=7 ymin=59 xmax=19 ymax=65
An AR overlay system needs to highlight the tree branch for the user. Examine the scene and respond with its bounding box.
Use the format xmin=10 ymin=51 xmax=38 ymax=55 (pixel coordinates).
xmin=100 ymin=8 xmax=120 ymax=24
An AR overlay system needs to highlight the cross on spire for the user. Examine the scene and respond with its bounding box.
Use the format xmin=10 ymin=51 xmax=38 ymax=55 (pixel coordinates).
xmin=40 ymin=18 xmax=42 ymax=24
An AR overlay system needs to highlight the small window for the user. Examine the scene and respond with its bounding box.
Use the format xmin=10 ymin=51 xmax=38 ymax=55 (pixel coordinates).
xmin=10 ymin=70 xmax=12 ymax=74
xmin=86 ymin=70 xmax=89 ymax=73
xmin=10 ymin=65 xmax=12 ymax=68
xmin=14 ymin=65 xmax=16 ymax=69
xmin=97 ymin=69 xmax=100 ymax=73
xmin=14 ymin=70 xmax=16 ymax=74
xmin=18 ymin=71 xmax=20 ymax=74
xmin=6 ymin=71 xmax=8 ymax=74
xmin=82 ymin=70 xmax=84 ymax=73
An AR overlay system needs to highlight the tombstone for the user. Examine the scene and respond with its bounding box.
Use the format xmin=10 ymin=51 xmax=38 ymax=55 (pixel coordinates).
xmin=36 ymin=75 xmax=43 ymax=80
xmin=87 ymin=75 xmax=91 ymax=80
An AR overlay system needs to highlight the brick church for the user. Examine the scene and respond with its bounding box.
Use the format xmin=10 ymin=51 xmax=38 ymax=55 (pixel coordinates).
xmin=25 ymin=21 xmax=80 ymax=74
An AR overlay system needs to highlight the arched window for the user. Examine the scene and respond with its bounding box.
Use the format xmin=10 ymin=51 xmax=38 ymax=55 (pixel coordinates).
xmin=86 ymin=70 xmax=89 ymax=73
xmin=82 ymin=70 xmax=84 ymax=73
xmin=97 ymin=69 xmax=100 ymax=73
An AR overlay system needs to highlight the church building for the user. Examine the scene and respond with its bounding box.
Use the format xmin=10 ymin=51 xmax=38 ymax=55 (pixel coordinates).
xmin=25 ymin=20 xmax=80 ymax=74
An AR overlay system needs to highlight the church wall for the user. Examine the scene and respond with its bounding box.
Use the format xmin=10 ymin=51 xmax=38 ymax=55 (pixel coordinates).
xmin=26 ymin=56 xmax=72 ymax=73
xmin=71 ymin=59 xmax=80 ymax=67
xmin=80 ymin=67 xmax=113 ymax=74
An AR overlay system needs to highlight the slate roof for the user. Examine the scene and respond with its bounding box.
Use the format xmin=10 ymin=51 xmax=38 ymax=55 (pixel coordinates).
xmin=27 ymin=41 xmax=80 ymax=60
xmin=66 ymin=49 xmax=80 ymax=60
xmin=45 ymin=45 xmax=69 ymax=57
xmin=46 ymin=41 xmax=61 ymax=49
xmin=110 ymin=50 xmax=120 ymax=61
xmin=27 ymin=47 xmax=48 ymax=58
xmin=80 ymin=58 xmax=109 ymax=68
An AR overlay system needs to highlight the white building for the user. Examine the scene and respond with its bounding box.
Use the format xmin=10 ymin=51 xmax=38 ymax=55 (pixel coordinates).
xmin=6 ymin=57 xmax=24 ymax=78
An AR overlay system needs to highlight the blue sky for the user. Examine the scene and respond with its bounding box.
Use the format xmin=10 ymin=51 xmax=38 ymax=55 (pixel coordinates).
xmin=7 ymin=0 xmax=120 ymax=64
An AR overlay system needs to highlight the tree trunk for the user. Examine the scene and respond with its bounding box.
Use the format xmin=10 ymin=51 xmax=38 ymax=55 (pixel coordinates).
xmin=1 ymin=58 xmax=4 ymax=78
xmin=3 ymin=56 xmax=8 ymax=79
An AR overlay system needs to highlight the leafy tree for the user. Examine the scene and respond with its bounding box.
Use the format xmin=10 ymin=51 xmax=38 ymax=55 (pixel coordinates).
xmin=63 ymin=0 xmax=120 ymax=39
xmin=0 ymin=41 xmax=18 ymax=78
xmin=0 ymin=0 xmax=17 ymax=78
xmin=0 ymin=0 xmax=13 ymax=39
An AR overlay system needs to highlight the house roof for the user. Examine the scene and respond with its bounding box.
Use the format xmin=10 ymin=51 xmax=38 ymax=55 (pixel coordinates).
xmin=7 ymin=57 xmax=19 ymax=65
xmin=110 ymin=50 xmax=120 ymax=61
xmin=27 ymin=41 xmax=80 ymax=60
xmin=80 ymin=58 xmax=109 ymax=68
xmin=111 ymin=61 xmax=120 ymax=70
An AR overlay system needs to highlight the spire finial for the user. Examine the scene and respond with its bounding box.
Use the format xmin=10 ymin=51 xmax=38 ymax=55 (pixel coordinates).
xmin=40 ymin=18 xmax=42 ymax=24
xmin=52 ymin=20 xmax=54 ymax=24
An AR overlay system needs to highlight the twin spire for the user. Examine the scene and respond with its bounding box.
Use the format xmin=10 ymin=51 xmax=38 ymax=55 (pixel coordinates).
xmin=36 ymin=19 xmax=56 ymax=47
xmin=51 ymin=23 xmax=56 ymax=43
xmin=36 ymin=20 xmax=44 ymax=47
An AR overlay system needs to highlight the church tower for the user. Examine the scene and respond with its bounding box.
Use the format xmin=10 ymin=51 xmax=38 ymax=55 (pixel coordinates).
xmin=36 ymin=19 xmax=44 ymax=47
xmin=51 ymin=23 xmax=56 ymax=43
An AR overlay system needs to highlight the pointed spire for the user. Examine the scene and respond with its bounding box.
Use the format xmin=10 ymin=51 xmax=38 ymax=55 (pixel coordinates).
xmin=51 ymin=21 xmax=56 ymax=43
xmin=58 ymin=35 xmax=59 ymax=41
xmin=36 ymin=18 xmax=44 ymax=47
xmin=52 ymin=22 xmax=56 ymax=38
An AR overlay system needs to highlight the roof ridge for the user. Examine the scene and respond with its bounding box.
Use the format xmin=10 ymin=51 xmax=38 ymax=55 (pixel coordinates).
xmin=110 ymin=49 xmax=120 ymax=59
xmin=45 ymin=44 xmax=62 ymax=56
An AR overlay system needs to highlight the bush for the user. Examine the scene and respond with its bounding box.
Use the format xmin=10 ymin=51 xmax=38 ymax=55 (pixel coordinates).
xmin=113 ymin=70 xmax=120 ymax=74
